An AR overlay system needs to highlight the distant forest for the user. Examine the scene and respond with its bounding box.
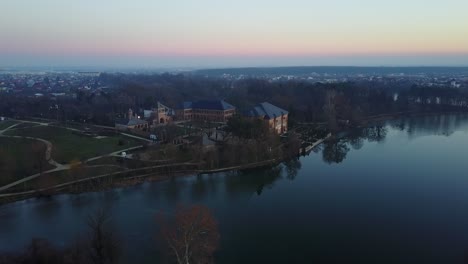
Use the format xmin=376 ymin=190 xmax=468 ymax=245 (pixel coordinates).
xmin=2 ymin=72 xmax=468 ymax=127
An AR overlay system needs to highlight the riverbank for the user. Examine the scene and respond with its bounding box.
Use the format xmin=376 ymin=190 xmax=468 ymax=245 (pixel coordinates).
xmin=4 ymin=113 xmax=468 ymax=264
xmin=0 ymin=154 xmax=287 ymax=205
xmin=2 ymin=110 xmax=466 ymax=206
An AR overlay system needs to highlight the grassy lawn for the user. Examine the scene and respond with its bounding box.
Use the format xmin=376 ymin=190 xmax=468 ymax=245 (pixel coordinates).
xmin=0 ymin=120 xmax=19 ymax=130
xmin=10 ymin=122 xmax=41 ymax=130
xmin=0 ymin=137 xmax=54 ymax=185
xmin=5 ymin=126 xmax=142 ymax=164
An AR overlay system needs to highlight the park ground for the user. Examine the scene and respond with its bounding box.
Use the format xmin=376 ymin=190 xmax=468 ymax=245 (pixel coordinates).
xmin=0 ymin=119 xmax=145 ymax=191
xmin=0 ymin=117 xmax=325 ymax=202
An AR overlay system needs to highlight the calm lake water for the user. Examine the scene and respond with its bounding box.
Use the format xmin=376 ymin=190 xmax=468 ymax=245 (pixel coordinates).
xmin=2 ymin=114 xmax=468 ymax=263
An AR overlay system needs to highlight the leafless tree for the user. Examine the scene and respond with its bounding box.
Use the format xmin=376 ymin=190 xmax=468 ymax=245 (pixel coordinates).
xmin=324 ymin=89 xmax=338 ymax=132
xmin=86 ymin=209 xmax=121 ymax=264
xmin=157 ymin=204 xmax=220 ymax=264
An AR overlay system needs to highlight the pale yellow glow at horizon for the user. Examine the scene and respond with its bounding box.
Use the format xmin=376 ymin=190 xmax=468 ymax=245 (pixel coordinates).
xmin=1 ymin=0 xmax=468 ymax=66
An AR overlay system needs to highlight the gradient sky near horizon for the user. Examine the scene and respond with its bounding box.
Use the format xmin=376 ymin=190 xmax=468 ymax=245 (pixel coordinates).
xmin=1 ymin=0 xmax=468 ymax=68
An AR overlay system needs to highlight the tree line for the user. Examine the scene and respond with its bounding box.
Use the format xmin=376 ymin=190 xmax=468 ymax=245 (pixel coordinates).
xmin=2 ymin=73 xmax=468 ymax=127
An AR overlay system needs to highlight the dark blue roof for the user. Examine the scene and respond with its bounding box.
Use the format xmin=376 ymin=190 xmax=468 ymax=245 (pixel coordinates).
xmin=246 ymin=102 xmax=288 ymax=119
xmin=180 ymin=100 xmax=235 ymax=111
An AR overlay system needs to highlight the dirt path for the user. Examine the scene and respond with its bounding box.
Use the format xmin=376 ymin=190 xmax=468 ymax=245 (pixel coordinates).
xmin=0 ymin=122 xmax=63 ymax=168
xmin=0 ymin=144 xmax=143 ymax=192
xmin=0 ymin=121 xmax=144 ymax=192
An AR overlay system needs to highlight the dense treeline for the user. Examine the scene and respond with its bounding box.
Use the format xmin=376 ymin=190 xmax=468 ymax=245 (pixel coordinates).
xmin=1 ymin=73 xmax=468 ymax=127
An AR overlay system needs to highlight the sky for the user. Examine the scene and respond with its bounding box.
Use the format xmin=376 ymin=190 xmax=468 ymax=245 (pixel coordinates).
xmin=1 ymin=0 xmax=468 ymax=69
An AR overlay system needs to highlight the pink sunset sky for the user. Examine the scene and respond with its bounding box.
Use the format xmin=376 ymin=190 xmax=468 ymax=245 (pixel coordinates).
xmin=1 ymin=0 xmax=468 ymax=68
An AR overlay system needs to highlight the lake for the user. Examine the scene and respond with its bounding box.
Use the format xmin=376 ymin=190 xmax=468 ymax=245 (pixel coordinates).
xmin=2 ymin=114 xmax=468 ymax=263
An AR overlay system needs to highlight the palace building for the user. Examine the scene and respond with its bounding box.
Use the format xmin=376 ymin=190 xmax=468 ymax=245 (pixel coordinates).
xmin=176 ymin=100 xmax=236 ymax=123
xmin=144 ymin=102 xmax=175 ymax=125
xmin=115 ymin=108 xmax=148 ymax=130
xmin=246 ymin=102 xmax=289 ymax=134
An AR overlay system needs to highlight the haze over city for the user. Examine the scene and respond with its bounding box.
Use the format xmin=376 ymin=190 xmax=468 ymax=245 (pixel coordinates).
xmin=1 ymin=0 xmax=468 ymax=68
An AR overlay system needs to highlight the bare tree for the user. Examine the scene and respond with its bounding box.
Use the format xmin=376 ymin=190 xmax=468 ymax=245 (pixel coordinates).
xmin=86 ymin=209 xmax=121 ymax=264
xmin=324 ymin=89 xmax=338 ymax=132
xmin=157 ymin=204 xmax=220 ymax=264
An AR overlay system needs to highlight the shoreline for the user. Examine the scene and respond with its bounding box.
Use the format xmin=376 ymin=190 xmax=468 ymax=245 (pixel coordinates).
xmin=0 ymin=158 xmax=285 ymax=206
xmin=1 ymin=110 xmax=467 ymax=206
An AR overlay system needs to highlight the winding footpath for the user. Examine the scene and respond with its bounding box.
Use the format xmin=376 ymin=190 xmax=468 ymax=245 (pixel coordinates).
xmin=0 ymin=119 xmax=332 ymax=197
xmin=1 ymin=123 xmax=63 ymax=167
xmin=0 ymin=121 xmax=143 ymax=192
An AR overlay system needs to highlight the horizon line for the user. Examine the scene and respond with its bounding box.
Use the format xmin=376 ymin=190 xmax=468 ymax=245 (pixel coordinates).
xmin=2 ymin=64 xmax=468 ymax=71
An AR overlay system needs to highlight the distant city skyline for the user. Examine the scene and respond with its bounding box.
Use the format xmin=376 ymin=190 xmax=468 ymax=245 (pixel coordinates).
xmin=1 ymin=0 xmax=468 ymax=68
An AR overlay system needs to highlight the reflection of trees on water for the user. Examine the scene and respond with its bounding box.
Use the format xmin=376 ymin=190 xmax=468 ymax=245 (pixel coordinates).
xmin=322 ymin=140 xmax=349 ymax=164
xmin=284 ymin=158 xmax=302 ymax=181
xmin=69 ymin=195 xmax=98 ymax=211
xmin=150 ymin=164 xmax=295 ymax=201
xmin=389 ymin=114 xmax=468 ymax=138
xmin=191 ymin=174 xmax=208 ymax=200
xmin=321 ymin=126 xmax=388 ymax=164
xmin=189 ymin=159 xmax=303 ymax=198
xmin=148 ymin=114 xmax=468 ymax=200
xmin=102 ymin=189 xmax=121 ymax=206
xmin=33 ymin=198 xmax=62 ymax=220
xmin=364 ymin=125 xmax=387 ymax=143
xmin=163 ymin=177 xmax=186 ymax=203
xmin=224 ymin=165 xmax=283 ymax=196
xmin=322 ymin=114 xmax=468 ymax=164
xmin=190 ymin=174 xmax=220 ymax=200
xmin=347 ymin=129 xmax=365 ymax=150
xmin=191 ymin=113 xmax=459 ymax=195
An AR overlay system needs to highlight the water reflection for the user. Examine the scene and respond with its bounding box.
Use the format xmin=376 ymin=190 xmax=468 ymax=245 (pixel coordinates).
xmin=320 ymin=114 xmax=468 ymax=164
xmin=224 ymin=165 xmax=283 ymax=196
xmin=0 ymin=204 xmax=19 ymax=234
xmin=2 ymin=113 xmax=468 ymax=264
xmin=33 ymin=197 xmax=62 ymax=220
xmin=191 ymin=174 xmax=208 ymax=200
xmin=392 ymin=113 xmax=468 ymax=138
xmin=322 ymin=139 xmax=350 ymax=164
xmin=142 ymin=181 xmax=162 ymax=203
xmin=68 ymin=195 xmax=97 ymax=211
xmin=101 ymin=189 xmax=121 ymax=206
xmin=284 ymin=158 xmax=302 ymax=180
xmin=348 ymin=129 xmax=365 ymax=150
xmin=190 ymin=174 xmax=221 ymax=201
xmin=163 ymin=176 xmax=186 ymax=203
xmin=363 ymin=125 xmax=387 ymax=143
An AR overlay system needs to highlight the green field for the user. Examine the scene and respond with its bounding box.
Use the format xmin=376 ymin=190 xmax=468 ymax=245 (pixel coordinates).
xmin=5 ymin=126 xmax=142 ymax=164
xmin=9 ymin=122 xmax=40 ymax=130
xmin=0 ymin=137 xmax=54 ymax=185
xmin=0 ymin=120 xmax=19 ymax=130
